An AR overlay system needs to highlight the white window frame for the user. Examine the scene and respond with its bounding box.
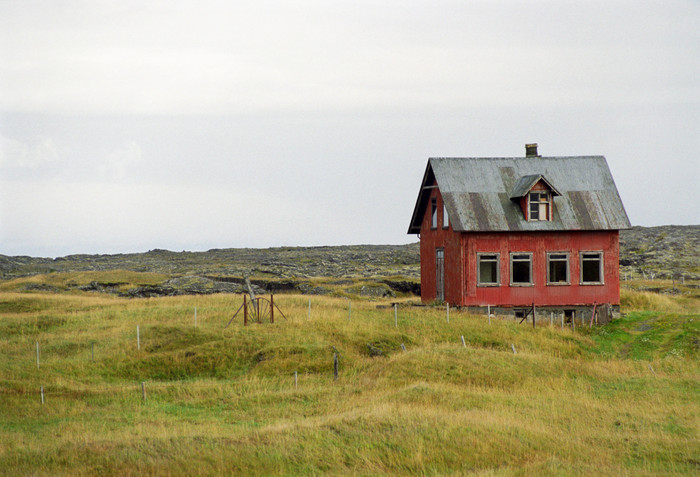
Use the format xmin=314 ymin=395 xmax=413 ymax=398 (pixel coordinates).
xmin=580 ymin=251 xmax=604 ymax=285
xmin=546 ymin=252 xmax=570 ymax=285
xmin=510 ymin=252 xmax=533 ymax=286
xmin=528 ymin=191 xmax=551 ymax=221
xmin=442 ymin=202 xmax=449 ymax=229
xmin=477 ymin=253 xmax=500 ymax=287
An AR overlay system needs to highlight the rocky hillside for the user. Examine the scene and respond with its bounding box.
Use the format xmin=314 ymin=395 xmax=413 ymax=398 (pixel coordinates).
xmin=0 ymin=225 xmax=697 ymax=296
xmin=619 ymin=225 xmax=699 ymax=281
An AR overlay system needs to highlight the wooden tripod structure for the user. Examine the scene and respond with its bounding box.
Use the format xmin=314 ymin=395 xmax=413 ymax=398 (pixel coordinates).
xmin=225 ymin=276 xmax=287 ymax=327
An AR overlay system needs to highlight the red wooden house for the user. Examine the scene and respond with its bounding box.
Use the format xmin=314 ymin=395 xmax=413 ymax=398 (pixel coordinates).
xmin=408 ymin=144 xmax=630 ymax=322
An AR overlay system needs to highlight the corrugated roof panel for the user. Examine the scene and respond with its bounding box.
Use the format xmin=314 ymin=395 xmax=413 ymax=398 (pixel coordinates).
xmin=409 ymin=155 xmax=630 ymax=233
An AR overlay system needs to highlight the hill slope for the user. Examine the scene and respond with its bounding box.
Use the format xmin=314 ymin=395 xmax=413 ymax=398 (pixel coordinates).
xmin=0 ymin=290 xmax=698 ymax=475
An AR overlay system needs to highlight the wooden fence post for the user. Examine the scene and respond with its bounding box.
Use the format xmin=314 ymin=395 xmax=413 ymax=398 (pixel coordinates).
xmin=461 ymin=336 xmax=466 ymax=348
xmin=333 ymin=353 xmax=338 ymax=381
xmin=446 ymin=303 xmax=450 ymax=323
xmin=141 ymin=382 xmax=146 ymax=401
xmin=394 ymin=303 xmax=398 ymax=328
xmin=136 ymin=325 xmax=140 ymax=351
xmin=243 ymin=295 xmax=248 ymax=326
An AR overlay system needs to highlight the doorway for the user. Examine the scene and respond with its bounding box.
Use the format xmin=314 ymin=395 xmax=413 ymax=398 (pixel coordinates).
xmin=436 ymin=248 xmax=445 ymax=301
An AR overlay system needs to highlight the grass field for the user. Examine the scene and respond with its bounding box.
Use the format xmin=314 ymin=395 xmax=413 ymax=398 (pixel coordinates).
xmin=0 ymin=279 xmax=698 ymax=475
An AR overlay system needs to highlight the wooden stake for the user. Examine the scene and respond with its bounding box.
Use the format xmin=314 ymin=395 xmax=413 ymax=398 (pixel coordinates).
xmin=532 ymin=303 xmax=536 ymax=328
xmin=243 ymin=295 xmax=248 ymax=326
xmin=561 ymin=313 xmax=564 ymax=329
xmin=136 ymin=325 xmax=140 ymax=351
xmin=294 ymin=371 xmax=298 ymax=388
xmin=141 ymin=382 xmax=146 ymax=401
xmin=511 ymin=344 xmax=517 ymax=355
xmin=270 ymin=294 xmax=274 ymax=324
xmin=461 ymin=335 xmax=466 ymax=348
xmin=40 ymin=386 xmax=44 ymax=405
xmin=394 ymin=303 xmax=398 ymax=328
xmin=446 ymin=303 xmax=450 ymax=323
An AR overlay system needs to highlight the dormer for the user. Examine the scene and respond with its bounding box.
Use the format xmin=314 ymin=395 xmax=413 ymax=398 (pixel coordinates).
xmin=510 ymin=174 xmax=561 ymax=222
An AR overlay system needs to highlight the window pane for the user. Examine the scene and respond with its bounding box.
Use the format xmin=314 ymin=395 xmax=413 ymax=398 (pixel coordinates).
xmin=479 ymin=263 xmax=497 ymax=284
xmin=581 ymin=252 xmax=602 ymax=283
xmin=431 ymin=200 xmax=437 ymax=228
xmin=549 ymin=260 xmax=567 ymax=283
xmin=511 ymin=253 xmax=532 ymax=284
xmin=443 ymin=203 xmax=449 ymax=228
xmin=582 ymin=259 xmax=601 ymax=282
xmin=530 ymin=202 xmax=539 ymax=220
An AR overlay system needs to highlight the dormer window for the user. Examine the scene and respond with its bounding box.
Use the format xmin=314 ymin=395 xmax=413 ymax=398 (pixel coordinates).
xmin=510 ymin=174 xmax=560 ymax=223
xmin=528 ymin=191 xmax=551 ymax=221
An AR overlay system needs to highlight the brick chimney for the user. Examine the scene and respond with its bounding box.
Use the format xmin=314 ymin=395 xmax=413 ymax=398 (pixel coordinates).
xmin=525 ymin=143 xmax=539 ymax=157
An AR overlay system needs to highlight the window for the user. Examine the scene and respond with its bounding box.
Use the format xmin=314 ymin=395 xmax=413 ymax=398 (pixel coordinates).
xmin=443 ymin=203 xmax=449 ymax=229
xmin=547 ymin=252 xmax=569 ymax=284
xmin=528 ymin=191 xmax=550 ymax=221
xmin=477 ymin=253 xmax=500 ymax=286
xmin=580 ymin=251 xmax=603 ymax=284
xmin=510 ymin=252 xmax=533 ymax=286
xmin=431 ymin=198 xmax=437 ymax=229
xmin=435 ymin=248 xmax=445 ymax=301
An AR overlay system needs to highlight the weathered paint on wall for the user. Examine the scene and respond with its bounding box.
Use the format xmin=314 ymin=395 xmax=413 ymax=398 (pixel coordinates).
xmin=461 ymin=230 xmax=620 ymax=307
xmin=419 ymin=184 xmax=621 ymax=307
xmin=419 ymin=185 xmax=462 ymax=304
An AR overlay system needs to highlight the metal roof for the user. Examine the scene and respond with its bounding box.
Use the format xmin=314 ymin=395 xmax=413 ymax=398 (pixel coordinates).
xmin=509 ymin=174 xmax=562 ymax=198
xmin=408 ymin=156 xmax=631 ymax=234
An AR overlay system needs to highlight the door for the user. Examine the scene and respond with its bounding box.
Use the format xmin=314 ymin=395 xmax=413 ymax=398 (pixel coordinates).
xmin=436 ymin=248 xmax=445 ymax=301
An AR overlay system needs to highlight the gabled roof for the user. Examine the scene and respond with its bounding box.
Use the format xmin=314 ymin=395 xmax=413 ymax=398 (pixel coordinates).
xmin=509 ymin=174 xmax=561 ymax=199
xmin=408 ymin=156 xmax=631 ymax=234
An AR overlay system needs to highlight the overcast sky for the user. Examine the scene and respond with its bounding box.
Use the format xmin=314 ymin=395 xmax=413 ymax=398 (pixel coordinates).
xmin=1 ymin=0 xmax=698 ymax=258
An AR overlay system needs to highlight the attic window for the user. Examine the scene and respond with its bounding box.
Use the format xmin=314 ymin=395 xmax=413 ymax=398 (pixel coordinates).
xmin=431 ymin=198 xmax=437 ymax=229
xmin=443 ymin=203 xmax=449 ymax=229
xmin=528 ymin=191 xmax=551 ymax=221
